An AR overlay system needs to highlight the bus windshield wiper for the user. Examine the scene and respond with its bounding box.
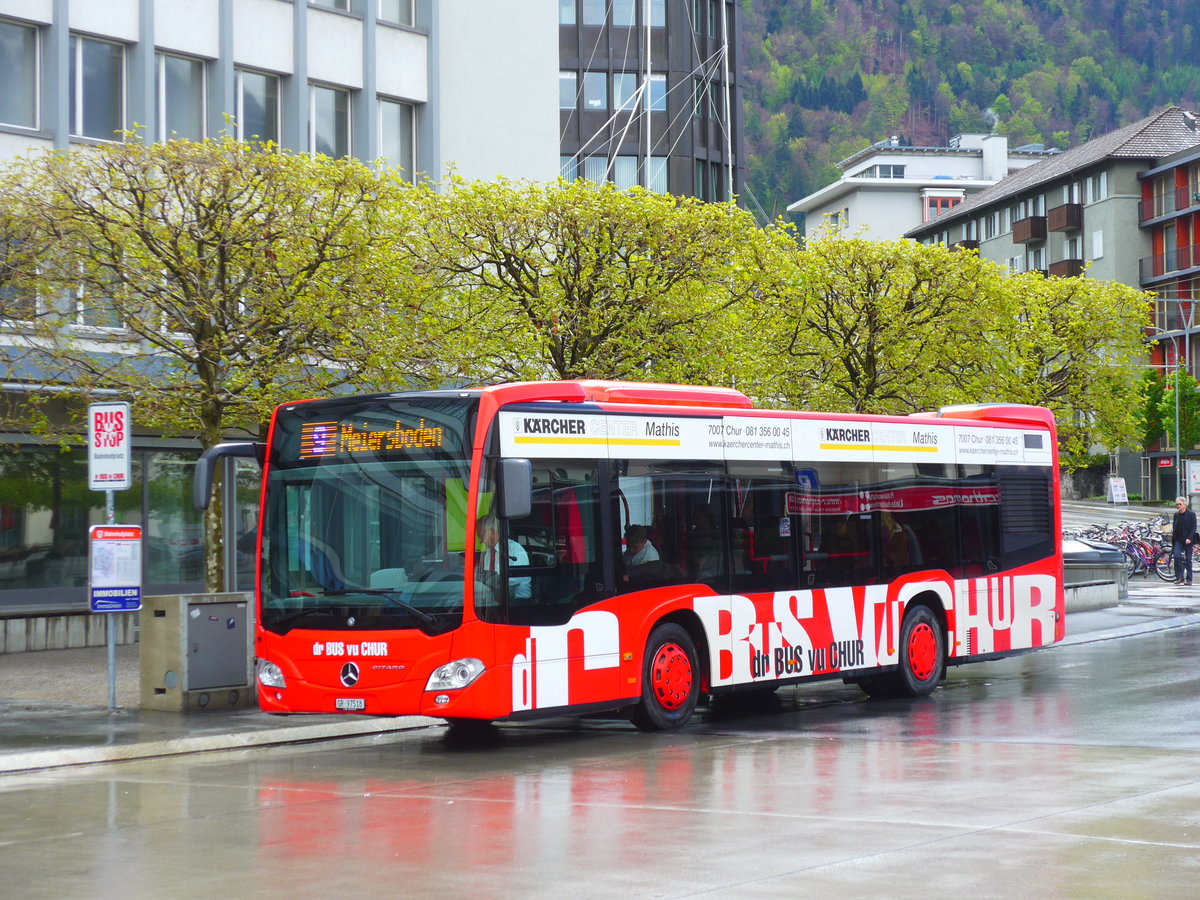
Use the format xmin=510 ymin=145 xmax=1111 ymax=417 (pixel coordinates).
xmin=323 ymin=589 xmax=440 ymax=627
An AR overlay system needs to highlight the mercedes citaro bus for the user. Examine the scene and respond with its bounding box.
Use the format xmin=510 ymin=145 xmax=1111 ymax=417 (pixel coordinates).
xmin=195 ymin=380 xmax=1062 ymax=730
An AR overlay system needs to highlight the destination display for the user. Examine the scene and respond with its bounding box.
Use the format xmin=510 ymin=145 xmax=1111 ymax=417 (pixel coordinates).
xmin=298 ymin=418 xmax=446 ymax=459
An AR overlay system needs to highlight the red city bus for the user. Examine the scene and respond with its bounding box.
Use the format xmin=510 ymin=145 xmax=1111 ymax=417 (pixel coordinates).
xmin=195 ymin=380 xmax=1063 ymax=730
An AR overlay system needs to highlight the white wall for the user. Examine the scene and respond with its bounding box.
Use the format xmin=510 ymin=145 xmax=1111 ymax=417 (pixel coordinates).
xmin=433 ymin=0 xmax=558 ymax=182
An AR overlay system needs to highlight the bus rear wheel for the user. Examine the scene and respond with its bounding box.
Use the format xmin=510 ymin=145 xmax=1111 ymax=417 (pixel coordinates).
xmin=631 ymin=623 xmax=700 ymax=731
xmin=861 ymin=605 xmax=945 ymax=699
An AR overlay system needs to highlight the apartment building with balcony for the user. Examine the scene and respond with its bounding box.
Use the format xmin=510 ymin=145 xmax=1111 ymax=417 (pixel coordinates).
xmin=787 ymin=133 xmax=1055 ymax=239
xmin=906 ymin=107 xmax=1200 ymax=500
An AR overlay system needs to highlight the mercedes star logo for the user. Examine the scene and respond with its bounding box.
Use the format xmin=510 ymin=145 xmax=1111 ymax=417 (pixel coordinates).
xmin=340 ymin=661 xmax=360 ymax=687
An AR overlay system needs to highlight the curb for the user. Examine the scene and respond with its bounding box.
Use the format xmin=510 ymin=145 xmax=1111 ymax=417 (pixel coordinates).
xmin=1058 ymin=612 xmax=1200 ymax=648
xmin=0 ymin=715 xmax=441 ymax=775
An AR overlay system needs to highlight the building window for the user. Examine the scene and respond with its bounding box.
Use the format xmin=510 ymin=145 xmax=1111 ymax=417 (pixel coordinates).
xmin=613 ymin=156 xmax=638 ymax=189
xmin=236 ymin=69 xmax=279 ymax=143
xmin=582 ymin=0 xmax=605 ymax=25
xmin=558 ymin=0 xmax=575 ymax=25
xmin=582 ymin=156 xmax=607 ymax=182
xmin=693 ymin=77 xmax=704 ymax=118
xmin=651 ymin=0 xmax=666 ymax=26
xmin=0 ymin=19 xmax=37 ymax=130
xmin=1027 ymin=247 xmax=1045 ymax=272
xmin=559 ymin=71 xmax=577 ymax=110
xmin=924 ymin=196 xmax=960 ymax=221
xmin=312 ymin=0 xmax=350 ymax=9
xmin=1086 ymin=172 xmax=1108 ymax=204
xmin=647 ymin=156 xmax=667 ymax=193
xmin=645 ymin=74 xmax=667 ymax=112
xmin=379 ymin=0 xmax=415 ymax=26
xmin=612 ymin=0 xmax=636 ymax=27
xmin=156 ymin=53 xmax=205 ymax=141
xmin=1092 ymin=230 xmax=1104 ymax=260
xmin=861 ymin=164 xmax=905 ymax=179
xmin=1007 ymin=256 xmax=1024 ymax=274
xmin=582 ymin=72 xmax=606 ymax=110
xmin=708 ymin=0 xmax=719 ymax=37
xmin=613 ymin=73 xmax=637 ymax=111
xmin=70 ymin=35 xmax=124 ymax=140
xmin=560 ymin=155 xmax=578 ymax=181
xmin=310 ymin=84 xmax=350 ymax=158
xmin=379 ymin=98 xmax=414 ymax=180
xmin=1064 ymin=235 xmax=1082 ymax=260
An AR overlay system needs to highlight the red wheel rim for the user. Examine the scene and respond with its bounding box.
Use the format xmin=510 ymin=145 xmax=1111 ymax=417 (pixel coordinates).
xmin=907 ymin=622 xmax=938 ymax=681
xmin=649 ymin=642 xmax=693 ymax=711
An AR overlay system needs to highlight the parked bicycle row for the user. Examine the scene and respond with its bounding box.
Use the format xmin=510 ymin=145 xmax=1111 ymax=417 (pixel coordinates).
xmin=1064 ymin=514 xmax=1198 ymax=581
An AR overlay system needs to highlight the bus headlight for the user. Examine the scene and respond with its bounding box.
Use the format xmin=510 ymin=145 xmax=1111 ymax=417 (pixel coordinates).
xmin=256 ymin=658 xmax=287 ymax=689
xmin=425 ymin=658 xmax=485 ymax=691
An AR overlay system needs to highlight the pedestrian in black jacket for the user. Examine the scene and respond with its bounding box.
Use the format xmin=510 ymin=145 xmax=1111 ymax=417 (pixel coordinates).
xmin=1171 ymin=496 xmax=1197 ymax=585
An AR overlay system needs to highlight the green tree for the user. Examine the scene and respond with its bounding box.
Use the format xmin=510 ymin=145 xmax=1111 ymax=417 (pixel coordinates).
xmin=1159 ymin=368 xmax=1200 ymax=453
xmin=742 ymin=238 xmax=1151 ymax=463
xmin=0 ymin=137 xmax=436 ymax=589
xmin=744 ymin=237 xmax=1004 ymax=414
xmin=988 ymin=272 xmax=1151 ymax=463
xmin=397 ymin=177 xmax=796 ymax=386
xmin=1136 ymin=367 xmax=1166 ymax=451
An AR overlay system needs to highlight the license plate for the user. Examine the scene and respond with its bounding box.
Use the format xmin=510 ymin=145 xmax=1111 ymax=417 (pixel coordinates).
xmin=335 ymin=698 xmax=366 ymax=711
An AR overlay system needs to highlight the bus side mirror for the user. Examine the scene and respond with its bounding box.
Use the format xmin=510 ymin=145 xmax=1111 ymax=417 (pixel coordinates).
xmin=496 ymin=458 xmax=532 ymax=520
xmin=193 ymin=441 xmax=265 ymax=510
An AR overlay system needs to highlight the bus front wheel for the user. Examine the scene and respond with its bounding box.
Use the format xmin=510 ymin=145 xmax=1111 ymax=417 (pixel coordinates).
xmin=631 ymin=623 xmax=700 ymax=731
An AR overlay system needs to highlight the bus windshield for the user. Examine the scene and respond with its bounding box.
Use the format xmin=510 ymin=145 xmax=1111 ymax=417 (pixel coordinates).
xmin=260 ymin=395 xmax=478 ymax=635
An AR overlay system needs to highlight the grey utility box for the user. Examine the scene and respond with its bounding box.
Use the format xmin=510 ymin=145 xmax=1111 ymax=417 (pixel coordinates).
xmin=139 ymin=592 xmax=255 ymax=712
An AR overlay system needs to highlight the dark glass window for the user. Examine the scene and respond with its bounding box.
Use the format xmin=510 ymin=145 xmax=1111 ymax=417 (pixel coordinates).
xmin=482 ymin=457 xmax=603 ymax=626
xmin=614 ymin=460 xmax=728 ymax=592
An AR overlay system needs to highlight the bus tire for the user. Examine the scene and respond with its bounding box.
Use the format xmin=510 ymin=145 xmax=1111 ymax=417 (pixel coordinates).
xmin=631 ymin=624 xmax=700 ymax=731
xmin=860 ymin=605 xmax=944 ymax=699
xmin=895 ymin=605 xmax=944 ymax=696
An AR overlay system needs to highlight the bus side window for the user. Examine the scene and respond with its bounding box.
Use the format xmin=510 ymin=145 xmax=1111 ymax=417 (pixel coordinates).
xmin=504 ymin=459 xmax=602 ymax=626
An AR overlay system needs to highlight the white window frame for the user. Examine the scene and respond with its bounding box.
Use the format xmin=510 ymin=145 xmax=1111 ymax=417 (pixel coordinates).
xmin=156 ymin=52 xmax=206 ymax=142
xmin=70 ymin=34 xmax=125 ymax=141
xmin=235 ymin=68 xmax=280 ymax=144
xmin=379 ymin=0 xmax=415 ymax=26
xmin=309 ymin=83 xmax=351 ymax=159
xmin=0 ymin=18 xmax=39 ymax=131
xmin=378 ymin=97 xmax=415 ymax=180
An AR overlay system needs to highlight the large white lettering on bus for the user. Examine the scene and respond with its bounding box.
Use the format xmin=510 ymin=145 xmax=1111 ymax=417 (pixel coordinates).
xmin=695 ymin=571 xmax=1056 ymax=687
xmin=951 ymin=573 xmax=1057 ymax=655
xmin=511 ymin=610 xmax=620 ymax=711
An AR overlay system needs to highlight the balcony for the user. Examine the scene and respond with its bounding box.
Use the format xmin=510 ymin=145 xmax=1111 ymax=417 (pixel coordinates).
xmin=1048 ymin=258 xmax=1084 ymax=278
xmin=1138 ymin=186 xmax=1200 ymax=223
xmin=1012 ymin=215 xmax=1047 ymax=244
xmin=950 ymin=239 xmax=979 ymax=252
xmin=1048 ymin=203 xmax=1082 ymax=232
xmin=1139 ymin=244 xmax=1200 ymax=283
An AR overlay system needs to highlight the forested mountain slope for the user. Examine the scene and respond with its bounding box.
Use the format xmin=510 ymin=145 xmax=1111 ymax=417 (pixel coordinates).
xmin=741 ymin=0 xmax=1200 ymax=221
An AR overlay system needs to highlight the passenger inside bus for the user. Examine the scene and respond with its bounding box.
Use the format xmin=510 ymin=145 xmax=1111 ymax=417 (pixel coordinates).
xmin=623 ymin=524 xmax=659 ymax=566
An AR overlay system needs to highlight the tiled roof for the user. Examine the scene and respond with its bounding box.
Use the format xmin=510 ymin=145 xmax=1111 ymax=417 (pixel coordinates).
xmin=906 ymin=107 xmax=1200 ymax=237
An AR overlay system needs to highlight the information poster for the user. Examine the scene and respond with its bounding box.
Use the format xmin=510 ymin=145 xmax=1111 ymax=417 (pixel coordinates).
xmin=89 ymin=525 xmax=143 ymax=612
